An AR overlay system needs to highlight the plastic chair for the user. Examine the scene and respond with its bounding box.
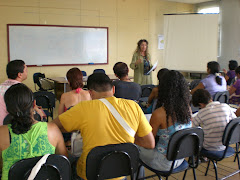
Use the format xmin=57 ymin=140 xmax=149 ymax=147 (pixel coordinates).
xmin=8 ymin=154 xmax=71 ymax=180
xmin=93 ymin=69 xmax=105 ymax=74
xmin=33 ymin=73 xmax=45 ymax=91
xmin=138 ymin=127 xmax=204 ymax=180
xmin=201 ymin=118 xmax=240 ymax=180
xmin=33 ymin=91 xmax=56 ymax=121
xmin=81 ymin=71 xmax=87 ymax=76
xmin=139 ymin=84 xmax=155 ymax=102
xmin=213 ymin=91 xmax=229 ymax=104
xmin=86 ymin=143 xmax=139 ymax=180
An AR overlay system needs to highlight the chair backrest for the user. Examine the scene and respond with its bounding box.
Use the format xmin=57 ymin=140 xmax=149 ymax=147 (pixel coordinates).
xmin=222 ymin=118 xmax=240 ymax=146
xmin=86 ymin=143 xmax=139 ymax=180
xmin=3 ymin=114 xmax=13 ymax=125
xmin=141 ymin=84 xmax=155 ymax=97
xmin=213 ymin=91 xmax=229 ymax=104
xmin=81 ymin=71 xmax=87 ymax=76
xmin=33 ymin=73 xmax=45 ymax=90
xmin=167 ymin=127 xmax=204 ymax=161
xmin=8 ymin=154 xmax=71 ymax=180
xmin=33 ymin=91 xmax=56 ymax=109
xmin=93 ymin=69 xmax=105 ymax=74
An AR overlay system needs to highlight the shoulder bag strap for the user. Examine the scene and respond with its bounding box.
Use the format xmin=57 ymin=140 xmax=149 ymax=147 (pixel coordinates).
xmin=99 ymin=98 xmax=136 ymax=138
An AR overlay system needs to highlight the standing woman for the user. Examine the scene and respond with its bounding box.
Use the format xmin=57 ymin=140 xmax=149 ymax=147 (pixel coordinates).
xmin=130 ymin=39 xmax=153 ymax=85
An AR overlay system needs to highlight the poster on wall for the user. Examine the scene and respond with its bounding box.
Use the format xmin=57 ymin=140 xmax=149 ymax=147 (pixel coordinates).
xmin=158 ymin=35 xmax=164 ymax=49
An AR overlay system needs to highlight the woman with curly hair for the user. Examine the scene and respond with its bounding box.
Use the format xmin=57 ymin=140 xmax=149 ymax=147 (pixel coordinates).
xmin=138 ymin=70 xmax=192 ymax=171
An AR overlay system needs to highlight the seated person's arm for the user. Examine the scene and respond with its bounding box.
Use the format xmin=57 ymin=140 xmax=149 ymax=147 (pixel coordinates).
xmin=58 ymin=94 xmax=66 ymax=115
xmin=191 ymin=82 xmax=205 ymax=95
xmin=147 ymin=87 xmax=157 ymax=107
xmin=33 ymin=100 xmax=45 ymax=120
xmin=235 ymin=108 xmax=240 ymax=117
xmin=51 ymin=117 xmax=68 ymax=133
xmin=229 ymin=83 xmax=237 ymax=95
xmin=134 ymin=132 xmax=155 ymax=149
xmin=223 ymin=69 xmax=229 ymax=81
xmin=47 ymin=123 xmax=68 ymax=158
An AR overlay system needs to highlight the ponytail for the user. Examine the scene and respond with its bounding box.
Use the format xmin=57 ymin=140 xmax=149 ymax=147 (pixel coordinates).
xmin=4 ymin=83 xmax=34 ymax=135
xmin=11 ymin=110 xmax=33 ymax=134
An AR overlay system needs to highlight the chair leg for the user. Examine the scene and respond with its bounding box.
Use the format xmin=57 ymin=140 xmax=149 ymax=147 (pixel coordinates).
xmin=205 ymin=160 xmax=210 ymax=176
xmin=182 ymin=169 xmax=188 ymax=180
xmin=192 ymin=168 xmax=197 ymax=180
xmin=212 ymin=160 xmax=218 ymax=180
xmin=156 ymin=174 xmax=162 ymax=180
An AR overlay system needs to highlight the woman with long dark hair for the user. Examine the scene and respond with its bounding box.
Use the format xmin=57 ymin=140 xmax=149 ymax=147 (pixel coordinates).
xmin=0 ymin=83 xmax=67 ymax=180
xmin=130 ymin=39 xmax=153 ymax=85
xmin=191 ymin=61 xmax=227 ymax=97
xmin=138 ymin=70 xmax=192 ymax=171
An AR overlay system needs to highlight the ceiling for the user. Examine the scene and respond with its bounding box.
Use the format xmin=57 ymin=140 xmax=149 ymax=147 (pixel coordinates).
xmin=166 ymin=0 xmax=213 ymax=4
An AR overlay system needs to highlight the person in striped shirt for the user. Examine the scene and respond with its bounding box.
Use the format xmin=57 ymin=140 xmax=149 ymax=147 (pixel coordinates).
xmin=192 ymin=89 xmax=236 ymax=151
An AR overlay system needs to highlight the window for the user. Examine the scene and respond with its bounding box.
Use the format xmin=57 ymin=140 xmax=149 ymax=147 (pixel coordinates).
xmin=198 ymin=7 xmax=219 ymax=14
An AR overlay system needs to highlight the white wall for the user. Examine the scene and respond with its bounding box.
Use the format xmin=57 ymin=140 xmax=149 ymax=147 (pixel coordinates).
xmin=218 ymin=0 xmax=240 ymax=69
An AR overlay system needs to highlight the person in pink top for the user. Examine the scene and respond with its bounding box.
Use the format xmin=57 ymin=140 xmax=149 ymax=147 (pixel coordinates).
xmin=58 ymin=67 xmax=91 ymax=115
xmin=0 ymin=60 xmax=28 ymax=125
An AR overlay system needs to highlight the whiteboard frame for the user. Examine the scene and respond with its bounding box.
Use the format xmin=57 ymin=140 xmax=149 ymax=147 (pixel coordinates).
xmin=7 ymin=24 xmax=109 ymax=67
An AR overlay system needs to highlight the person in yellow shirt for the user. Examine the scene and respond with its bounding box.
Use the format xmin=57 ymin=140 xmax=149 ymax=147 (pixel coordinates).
xmin=52 ymin=73 xmax=155 ymax=180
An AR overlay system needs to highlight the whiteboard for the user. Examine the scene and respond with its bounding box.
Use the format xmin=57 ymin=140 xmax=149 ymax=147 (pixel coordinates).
xmin=163 ymin=14 xmax=219 ymax=71
xmin=7 ymin=24 xmax=108 ymax=66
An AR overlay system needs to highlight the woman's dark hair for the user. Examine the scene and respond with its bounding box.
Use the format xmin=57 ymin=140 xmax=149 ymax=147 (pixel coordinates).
xmin=192 ymin=89 xmax=212 ymax=107
xmin=113 ymin=62 xmax=129 ymax=78
xmin=156 ymin=70 xmax=191 ymax=126
xmin=157 ymin=68 xmax=169 ymax=84
xmin=66 ymin=68 xmax=83 ymax=89
xmin=207 ymin=61 xmax=222 ymax=85
xmin=235 ymin=66 xmax=240 ymax=75
xmin=229 ymin=60 xmax=238 ymax=70
xmin=4 ymin=83 xmax=34 ymax=134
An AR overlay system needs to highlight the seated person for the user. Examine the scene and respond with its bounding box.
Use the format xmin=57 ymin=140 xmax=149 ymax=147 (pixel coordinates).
xmin=0 ymin=83 xmax=67 ymax=180
xmin=113 ymin=62 xmax=141 ymax=101
xmin=229 ymin=66 xmax=240 ymax=104
xmin=52 ymin=73 xmax=155 ymax=180
xmin=146 ymin=68 xmax=169 ymax=111
xmin=0 ymin=59 xmax=45 ymax=124
xmin=191 ymin=61 xmax=227 ymax=98
xmin=223 ymin=60 xmax=238 ymax=86
xmin=192 ymin=89 xmax=236 ymax=151
xmin=139 ymin=70 xmax=192 ymax=171
xmin=58 ymin=67 xmax=91 ymax=115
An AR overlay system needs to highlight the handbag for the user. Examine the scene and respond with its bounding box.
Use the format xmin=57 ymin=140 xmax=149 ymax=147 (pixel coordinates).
xmin=71 ymin=131 xmax=83 ymax=157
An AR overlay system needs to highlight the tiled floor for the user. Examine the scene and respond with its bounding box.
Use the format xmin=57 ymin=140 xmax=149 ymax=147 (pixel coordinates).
xmin=128 ymin=156 xmax=240 ymax=180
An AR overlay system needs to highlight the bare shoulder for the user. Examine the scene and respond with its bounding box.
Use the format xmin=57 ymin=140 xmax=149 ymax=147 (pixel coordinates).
xmin=152 ymin=107 xmax=166 ymax=119
xmin=47 ymin=122 xmax=60 ymax=132
xmin=0 ymin=125 xmax=8 ymax=135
